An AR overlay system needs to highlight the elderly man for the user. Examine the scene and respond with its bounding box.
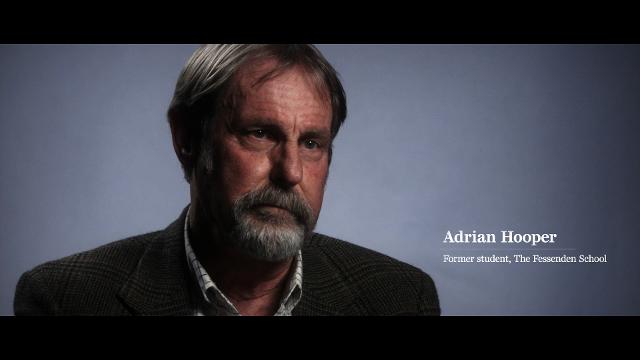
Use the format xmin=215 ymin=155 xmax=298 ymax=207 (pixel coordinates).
xmin=14 ymin=45 xmax=440 ymax=316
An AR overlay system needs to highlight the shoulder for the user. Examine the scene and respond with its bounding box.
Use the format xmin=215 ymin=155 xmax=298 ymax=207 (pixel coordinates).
xmin=14 ymin=231 xmax=160 ymax=315
xmin=303 ymin=233 xmax=440 ymax=315
xmin=304 ymin=233 xmax=430 ymax=280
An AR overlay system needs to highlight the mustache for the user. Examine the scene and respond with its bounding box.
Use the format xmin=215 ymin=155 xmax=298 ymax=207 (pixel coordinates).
xmin=233 ymin=185 xmax=314 ymax=227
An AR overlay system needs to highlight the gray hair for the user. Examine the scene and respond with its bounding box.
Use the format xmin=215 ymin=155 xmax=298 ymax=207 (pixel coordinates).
xmin=168 ymin=44 xmax=347 ymax=182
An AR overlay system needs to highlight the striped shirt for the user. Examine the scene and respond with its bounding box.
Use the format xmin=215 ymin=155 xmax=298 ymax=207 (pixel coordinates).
xmin=184 ymin=206 xmax=303 ymax=316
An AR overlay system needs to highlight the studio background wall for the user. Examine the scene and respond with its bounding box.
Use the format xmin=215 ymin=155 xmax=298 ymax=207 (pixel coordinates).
xmin=1 ymin=44 xmax=639 ymax=315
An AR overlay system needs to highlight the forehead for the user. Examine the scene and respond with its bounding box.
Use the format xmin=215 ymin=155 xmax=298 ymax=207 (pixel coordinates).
xmin=235 ymin=59 xmax=327 ymax=101
xmin=231 ymin=59 xmax=332 ymax=126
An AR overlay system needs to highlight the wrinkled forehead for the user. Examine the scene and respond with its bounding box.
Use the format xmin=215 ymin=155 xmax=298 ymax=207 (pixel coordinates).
xmin=232 ymin=57 xmax=331 ymax=105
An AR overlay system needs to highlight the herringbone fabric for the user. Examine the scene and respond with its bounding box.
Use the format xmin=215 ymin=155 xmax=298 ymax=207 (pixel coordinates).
xmin=14 ymin=207 xmax=440 ymax=316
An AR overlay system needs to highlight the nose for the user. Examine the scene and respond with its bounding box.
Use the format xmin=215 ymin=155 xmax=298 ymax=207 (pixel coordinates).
xmin=270 ymin=141 xmax=303 ymax=189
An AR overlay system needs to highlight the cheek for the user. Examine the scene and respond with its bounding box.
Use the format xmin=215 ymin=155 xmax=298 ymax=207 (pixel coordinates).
xmin=302 ymin=161 xmax=329 ymax=216
xmin=218 ymin=141 xmax=272 ymax=201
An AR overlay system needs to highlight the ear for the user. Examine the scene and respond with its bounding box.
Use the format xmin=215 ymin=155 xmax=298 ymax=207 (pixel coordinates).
xmin=168 ymin=108 xmax=196 ymax=176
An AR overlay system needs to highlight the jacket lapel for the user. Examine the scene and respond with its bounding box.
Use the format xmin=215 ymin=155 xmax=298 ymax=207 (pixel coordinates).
xmin=116 ymin=209 xmax=357 ymax=316
xmin=293 ymin=235 xmax=358 ymax=316
xmin=117 ymin=207 xmax=194 ymax=315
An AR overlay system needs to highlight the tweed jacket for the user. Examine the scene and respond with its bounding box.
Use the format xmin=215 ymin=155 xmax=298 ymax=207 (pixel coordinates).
xmin=14 ymin=207 xmax=440 ymax=316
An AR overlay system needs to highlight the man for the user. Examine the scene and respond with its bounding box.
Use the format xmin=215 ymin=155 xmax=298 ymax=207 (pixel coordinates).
xmin=14 ymin=45 xmax=440 ymax=316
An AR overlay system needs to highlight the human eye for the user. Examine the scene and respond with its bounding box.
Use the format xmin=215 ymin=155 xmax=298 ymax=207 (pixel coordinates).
xmin=243 ymin=127 xmax=276 ymax=142
xmin=303 ymin=139 xmax=320 ymax=150
xmin=249 ymin=129 xmax=268 ymax=139
xmin=300 ymin=132 xmax=330 ymax=155
xmin=238 ymin=127 xmax=278 ymax=151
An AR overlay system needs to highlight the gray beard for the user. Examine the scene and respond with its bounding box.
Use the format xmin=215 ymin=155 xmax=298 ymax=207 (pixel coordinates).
xmin=196 ymin=141 xmax=316 ymax=262
xmin=224 ymin=185 xmax=315 ymax=262
xmin=229 ymin=210 xmax=306 ymax=261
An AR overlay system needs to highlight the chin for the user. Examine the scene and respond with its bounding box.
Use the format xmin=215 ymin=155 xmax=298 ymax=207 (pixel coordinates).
xmin=231 ymin=216 xmax=306 ymax=262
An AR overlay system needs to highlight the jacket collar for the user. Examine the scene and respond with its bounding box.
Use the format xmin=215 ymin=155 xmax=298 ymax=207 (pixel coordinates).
xmin=117 ymin=206 xmax=194 ymax=315
xmin=116 ymin=207 xmax=356 ymax=316
xmin=292 ymin=234 xmax=357 ymax=316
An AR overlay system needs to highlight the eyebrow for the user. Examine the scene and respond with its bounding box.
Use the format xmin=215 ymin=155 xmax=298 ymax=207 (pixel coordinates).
xmin=300 ymin=129 xmax=331 ymax=142
xmin=238 ymin=117 xmax=331 ymax=140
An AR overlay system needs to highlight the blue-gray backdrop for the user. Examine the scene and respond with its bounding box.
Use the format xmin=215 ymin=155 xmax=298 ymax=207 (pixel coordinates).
xmin=1 ymin=44 xmax=639 ymax=315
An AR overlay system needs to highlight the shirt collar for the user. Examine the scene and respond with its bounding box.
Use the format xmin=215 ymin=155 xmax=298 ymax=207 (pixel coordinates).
xmin=184 ymin=205 xmax=303 ymax=316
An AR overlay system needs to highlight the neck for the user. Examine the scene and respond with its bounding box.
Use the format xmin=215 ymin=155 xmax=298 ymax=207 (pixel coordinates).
xmin=206 ymin=247 xmax=294 ymax=302
xmin=188 ymin=201 xmax=295 ymax=315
